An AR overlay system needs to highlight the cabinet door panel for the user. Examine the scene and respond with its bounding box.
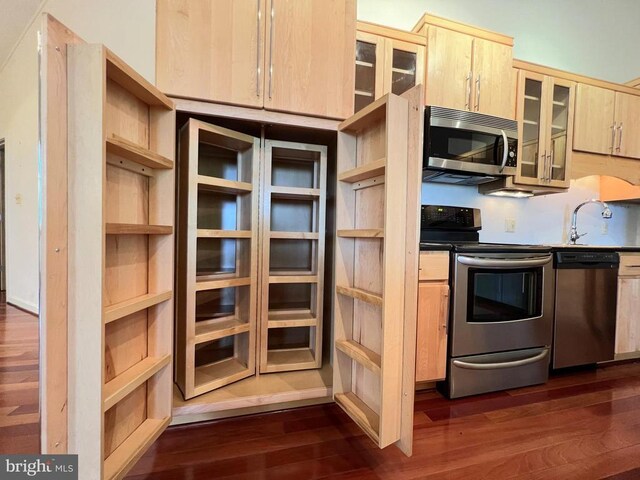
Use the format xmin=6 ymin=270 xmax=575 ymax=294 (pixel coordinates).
xmin=355 ymin=31 xmax=384 ymax=112
xmin=615 ymin=277 xmax=640 ymax=355
xmin=157 ymin=0 xmax=265 ymax=108
xmin=383 ymin=38 xmax=425 ymax=98
xmin=546 ymin=77 xmax=574 ymax=188
xmin=515 ymin=70 xmax=546 ymax=186
xmin=416 ymin=283 xmax=449 ymax=382
xmin=573 ymin=84 xmax=616 ymax=155
xmin=472 ymin=38 xmax=514 ymax=119
xmin=425 ymin=26 xmax=473 ymax=111
xmin=264 ymin=0 xmax=356 ymax=119
xmin=614 ymin=92 xmax=640 ymax=159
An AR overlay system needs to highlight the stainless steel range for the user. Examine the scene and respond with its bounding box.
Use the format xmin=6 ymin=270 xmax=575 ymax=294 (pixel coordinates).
xmin=420 ymin=205 xmax=554 ymax=398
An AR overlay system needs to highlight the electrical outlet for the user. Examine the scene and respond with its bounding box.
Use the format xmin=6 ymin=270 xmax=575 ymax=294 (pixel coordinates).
xmin=505 ymin=218 xmax=516 ymax=233
xmin=14 ymin=194 xmax=22 ymax=205
xmin=601 ymin=222 xmax=608 ymax=235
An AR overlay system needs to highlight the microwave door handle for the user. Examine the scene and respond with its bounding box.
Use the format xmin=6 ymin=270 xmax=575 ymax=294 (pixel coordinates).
xmin=452 ymin=349 xmax=549 ymax=370
xmin=498 ymin=129 xmax=508 ymax=173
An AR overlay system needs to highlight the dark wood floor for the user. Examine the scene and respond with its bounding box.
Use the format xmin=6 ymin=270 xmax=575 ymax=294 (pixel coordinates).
xmin=0 ymin=293 xmax=40 ymax=453
xmin=127 ymin=361 xmax=640 ymax=480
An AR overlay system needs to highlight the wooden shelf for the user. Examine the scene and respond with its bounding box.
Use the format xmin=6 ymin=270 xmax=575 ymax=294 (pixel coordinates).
xmin=197 ymin=229 xmax=252 ymax=239
xmin=103 ymin=417 xmax=170 ymax=480
xmin=355 ymin=60 xmax=374 ymax=68
xmin=335 ymin=340 xmax=381 ymax=374
xmin=337 ymin=229 xmax=384 ymax=238
xmin=194 ymin=358 xmax=251 ymax=394
xmin=524 ymin=95 xmax=540 ymax=101
xmin=270 ymin=231 xmax=319 ymax=240
xmin=269 ymin=275 xmax=318 ymax=284
xmin=103 ymin=355 xmax=171 ymax=411
xmin=523 ymin=120 xmax=539 ymax=126
xmin=105 ymin=223 xmax=173 ymax=235
xmin=197 ymin=175 xmax=253 ymax=194
xmin=104 ymin=291 xmax=173 ymax=324
xmin=106 ymin=135 xmax=173 ymax=170
xmin=271 ymin=185 xmax=321 ymax=199
xmin=106 ymin=49 xmax=173 ymax=110
xmin=339 ymin=94 xmax=388 ymax=133
xmin=264 ymin=348 xmax=317 ymax=373
xmin=196 ymin=276 xmax=251 ymax=292
xmin=194 ymin=318 xmax=250 ymax=344
xmin=268 ymin=310 xmax=317 ymax=329
xmin=355 ymin=90 xmax=374 ymax=98
xmin=334 ymin=392 xmax=380 ymax=444
xmin=336 ymin=285 xmax=383 ymax=307
xmin=338 ymin=158 xmax=386 ymax=183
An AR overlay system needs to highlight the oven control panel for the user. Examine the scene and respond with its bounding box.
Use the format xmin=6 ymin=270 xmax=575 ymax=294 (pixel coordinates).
xmin=421 ymin=205 xmax=481 ymax=230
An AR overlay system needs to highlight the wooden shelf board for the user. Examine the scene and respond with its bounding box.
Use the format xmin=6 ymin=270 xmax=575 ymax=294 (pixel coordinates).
xmin=335 ymin=340 xmax=381 ymax=374
xmin=270 ymin=231 xmax=319 ymax=240
xmin=197 ymin=229 xmax=252 ymax=239
xmin=196 ymin=276 xmax=251 ymax=292
xmin=334 ymin=392 xmax=380 ymax=444
xmin=104 ymin=417 xmax=170 ymax=480
xmin=104 ymin=290 xmax=172 ymax=324
xmin=264 ymin=348 xmax=317 ymax=373
xmin=339 ymin=94 xmax=388 ymax=133
xmin=268 ymin=309 xmax=317 ymax=329
xmin=337 ymin=229 xmax=384 ymax=238
xmin=194 ymin=358 xmax=251 ymax=395
xmin=106 ymin=49 xmax=173 ymax=110
xmin=105 ymin=223 xmax=173 ymax=235
xmin=194 ymin=318 xmax=250 ymax=344
xmin=103 ymin=355 xmax=171 ymax=411
xmin=270 ymin=185 xmax=321 ymax=199
xmin=338 ymin=159 xmax=386 ymax=184
xmin=269 ymin=275 xmax=318 ymax=284
xmin=197 ymin=175 xmax=253 ymax=194
xmin=106 ymin=135 xmax=173 ymax=170
xmin=336 ymin=285 xmax=383 ymax=307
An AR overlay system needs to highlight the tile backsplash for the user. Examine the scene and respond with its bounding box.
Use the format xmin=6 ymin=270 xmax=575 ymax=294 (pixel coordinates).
xmin=421 ymin=176 xmax=640 ymax=246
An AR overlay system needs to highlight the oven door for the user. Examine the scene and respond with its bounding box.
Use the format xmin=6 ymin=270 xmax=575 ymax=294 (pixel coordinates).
xmin=450 ymin=253 xmax=554 ymax=357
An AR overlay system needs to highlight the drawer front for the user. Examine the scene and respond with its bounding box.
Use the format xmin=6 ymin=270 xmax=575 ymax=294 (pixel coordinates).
xmin=419 ymin=252 xmax=450 ymax=281
xmin=620 ymin=254 xmax=640 ymax=277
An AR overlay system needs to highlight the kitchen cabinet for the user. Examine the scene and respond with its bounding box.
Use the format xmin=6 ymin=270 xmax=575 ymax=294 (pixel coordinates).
xmin=414 ymin=15 xmax=514 ymax=119
xmin=354 ymin=22 xmax=425 ymax=112
xmin=416 ymin=251 xmax=449 ymax=382
xmin=615 ymin=254 xmax=640 ymax=359
xmin=574 ymin=84 xmax=640 ymax=159
xmin=156 ymin=0 xmax=356 ymax=120
xmin=516 ymin=70 xmax=575 ymax=189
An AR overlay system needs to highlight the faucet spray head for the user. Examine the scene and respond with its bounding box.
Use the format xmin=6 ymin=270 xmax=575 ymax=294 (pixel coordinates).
xmin=602 ymin=203 xmax=612 ymax=219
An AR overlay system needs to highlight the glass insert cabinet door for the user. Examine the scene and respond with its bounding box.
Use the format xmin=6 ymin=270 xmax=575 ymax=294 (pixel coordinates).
xmin=546 ymin=77 xmax=574 ymax=188
xmin=516 ymin=70 xmax=546 ymax=185
xmin=355 ymin=32 xmax=383 ymax=112
xmin=384 ymin=39 xmax=425 ymax=98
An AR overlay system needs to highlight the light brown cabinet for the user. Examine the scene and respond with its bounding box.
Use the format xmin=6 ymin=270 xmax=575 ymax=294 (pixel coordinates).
xmin=516 ymin=70 xmax=575 ymax=189
xmin=415 ymin=251 xmax=449 ymax=383
xmin=414 ymin=16 xmax=515 ymax=119
xmin=157 ymin=0 xmax=356 ymax=120
xmin=574 ymin=84 xmax=640 ymax=159
xmin=615 ymin=254 xmax=640 ymax=359
xmin=354 ymin=22 xmax=425 ymax=112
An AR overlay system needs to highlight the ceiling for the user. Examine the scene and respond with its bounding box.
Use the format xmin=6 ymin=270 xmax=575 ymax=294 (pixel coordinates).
xmin=0 ymin=0 xmax=43 ymax=70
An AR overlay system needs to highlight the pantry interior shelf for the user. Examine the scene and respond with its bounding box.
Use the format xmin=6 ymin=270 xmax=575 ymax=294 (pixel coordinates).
xmin=336 ymin=285 xmax=383 ymax=306
xmin=104 ymin=290 xmax=173 ymax=324
xmin=106 ymin=135 xmax=173 ymax=170
xmin=105 ymin=223 xmax=173 ymax=235
xmin=338 ymin=158 xmax=386 ymax=183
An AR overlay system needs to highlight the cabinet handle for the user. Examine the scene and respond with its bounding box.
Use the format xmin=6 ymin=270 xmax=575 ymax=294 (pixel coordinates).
xmin=441 ymin=289 xmax=449 ymax=334
xmin=475 ymin=74 xmax=481 ymax=111
xmin=617 ymin=123 xmax=623 ymax=152
xmin=268 ymin=1 xmax=274 ymax=99
xmin=610 ymin=123 xmax=617 ymax=153
xmin=540 ymin=151 xmax=547 ymax=182
xmin=465 ymin=72 xmax=472 ymax=110
xmin=547 ymin=153 xmax=552 ymax=183
xmin=256 ymin=0 xmax=261 ymax=97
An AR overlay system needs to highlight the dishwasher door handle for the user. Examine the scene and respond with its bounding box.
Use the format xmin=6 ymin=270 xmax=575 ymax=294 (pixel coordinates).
xmin=453 ymin=349 xmax=549 ymax=370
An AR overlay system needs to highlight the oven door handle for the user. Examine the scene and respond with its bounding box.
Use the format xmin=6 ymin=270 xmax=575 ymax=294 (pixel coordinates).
xmin=457 ymin=255 xmax=552 ymax=268
xmin=498 ymin=129 xmax=509 ymax=173
xmin=453 ymin=349 xmax=549 ymax=370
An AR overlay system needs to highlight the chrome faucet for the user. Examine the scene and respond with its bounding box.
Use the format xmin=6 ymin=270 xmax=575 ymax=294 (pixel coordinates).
xmin=569 ymin=199 xmax=613 ymax=245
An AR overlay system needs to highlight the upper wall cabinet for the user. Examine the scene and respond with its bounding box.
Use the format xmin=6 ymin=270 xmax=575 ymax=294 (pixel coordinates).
xmin=413 ymin=15 xmax=515 ymax=119
xmin=157 ymin=0 xmax=356 ymax=120
xmin=354 ymin=22 xmax=425 ymax=112
xmin=574 ymin=84 xmax=640 ymax=159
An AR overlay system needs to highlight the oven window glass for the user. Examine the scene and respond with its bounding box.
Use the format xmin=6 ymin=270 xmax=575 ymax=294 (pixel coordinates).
xmin=468 ymin=268 xmax=543 ymax=322
xmin=430 ymin=126 xmax=504 ymax=166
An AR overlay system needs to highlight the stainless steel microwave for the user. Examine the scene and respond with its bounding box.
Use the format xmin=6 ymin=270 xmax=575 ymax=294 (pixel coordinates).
xmin=423 ymin=106 xmax=518 ymax=185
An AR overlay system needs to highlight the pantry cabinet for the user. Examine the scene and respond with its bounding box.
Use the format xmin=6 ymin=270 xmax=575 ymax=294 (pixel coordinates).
xmin=516 ymin=70 xmax=575 ymax=189
xmin=156 ymin=0 xmax=356 ymax=120
xmin=354 ymin=22 xmax=425 ymax=112
xmin=413 ymin=15 xmax=515 ymax=119
xmin=574 ymin=84 xmax=640 ymax=159
xmin=615 ymin=254 xmax=640 ymax=359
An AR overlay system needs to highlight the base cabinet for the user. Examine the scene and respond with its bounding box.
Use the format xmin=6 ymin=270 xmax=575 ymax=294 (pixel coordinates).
xmin=615 ymin=255 xmax=640 ymax=359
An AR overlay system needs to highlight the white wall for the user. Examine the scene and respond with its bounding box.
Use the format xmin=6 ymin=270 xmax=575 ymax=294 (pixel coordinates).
xmin=0 ymin=0 xmax=155 ymax=312
xmin=358 ymin=0 xmax=640 ymax=83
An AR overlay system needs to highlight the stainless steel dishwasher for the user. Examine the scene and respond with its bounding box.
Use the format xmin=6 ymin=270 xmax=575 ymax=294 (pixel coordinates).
xmin=553 ymin=251 xmax=619 ymax=369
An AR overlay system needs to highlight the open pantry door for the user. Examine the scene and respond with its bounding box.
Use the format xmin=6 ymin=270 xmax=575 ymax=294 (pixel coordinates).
xmin=40 ymin=14 xmax=176 ymax=480
xmin=333 ymin=86 xmax=423 ymax=455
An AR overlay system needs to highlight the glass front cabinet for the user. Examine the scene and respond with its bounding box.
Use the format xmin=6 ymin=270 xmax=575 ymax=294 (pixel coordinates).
xmin=355 ymin=22 xmax=425 ymax=112
xmin=516 ymin=69 xmax=575 ymax=189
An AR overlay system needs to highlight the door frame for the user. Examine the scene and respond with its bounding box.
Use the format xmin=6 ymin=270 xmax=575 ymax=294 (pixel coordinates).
xmin=0 ymin=139 xmax=5 ymax=292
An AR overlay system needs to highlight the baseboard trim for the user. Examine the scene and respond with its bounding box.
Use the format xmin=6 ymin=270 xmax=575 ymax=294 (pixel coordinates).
xmin=7 ymin=296 xmax=39 ymax=315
